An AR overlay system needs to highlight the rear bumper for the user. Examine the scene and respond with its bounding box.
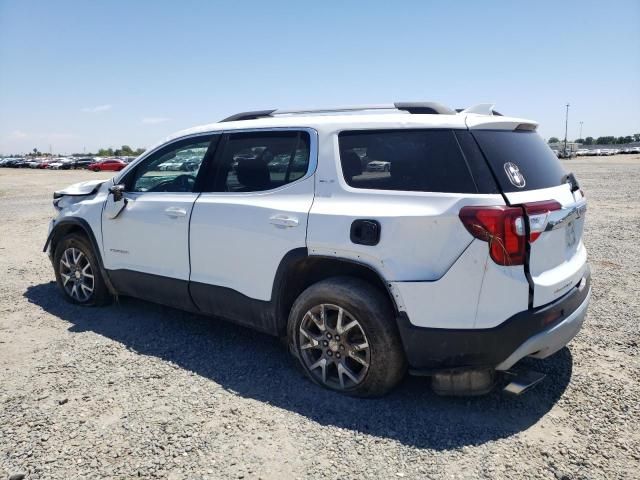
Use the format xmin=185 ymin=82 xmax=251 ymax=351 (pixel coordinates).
xmin=397 ymin=268 xmax=591 ymax=373
xmin=495 ymin=285 xmax=589 ymax=370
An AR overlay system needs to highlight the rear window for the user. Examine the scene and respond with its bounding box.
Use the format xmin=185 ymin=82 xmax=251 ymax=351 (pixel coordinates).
xmin=338 ymin=129 xmax=479 ymax=193
xmin=472 ymin=130 xmax=567 ymax=192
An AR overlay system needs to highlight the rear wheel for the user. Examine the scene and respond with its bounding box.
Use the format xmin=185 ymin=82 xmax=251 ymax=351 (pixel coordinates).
xmin=53 ymin=234 xmax=111 ymax=306
xmin=288 ymin=277 xmax=406 ymax=397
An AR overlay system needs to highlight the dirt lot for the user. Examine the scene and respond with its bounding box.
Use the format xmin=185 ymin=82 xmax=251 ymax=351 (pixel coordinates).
xmin=1 ymin=157 xmax=639 ymax=480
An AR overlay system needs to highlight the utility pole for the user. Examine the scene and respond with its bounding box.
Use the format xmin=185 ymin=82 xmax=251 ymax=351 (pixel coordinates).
xmin=563 ymin=103 xmax=570 ymax=153
xmin=579 ymin=121 xmax=583 ymax=141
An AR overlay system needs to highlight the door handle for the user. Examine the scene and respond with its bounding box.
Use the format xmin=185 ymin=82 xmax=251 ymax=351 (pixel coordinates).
xmin=164 ymin=207 xmax=187 ymax=218
xmin=269 ymin=214 xmax=299 ymax=228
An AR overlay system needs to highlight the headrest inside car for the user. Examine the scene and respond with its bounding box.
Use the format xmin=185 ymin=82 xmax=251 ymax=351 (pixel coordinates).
xmin=236 ymin=156 xmax=271 ymax=191
xmin=341 ymin=150 xmax=362 ymax=179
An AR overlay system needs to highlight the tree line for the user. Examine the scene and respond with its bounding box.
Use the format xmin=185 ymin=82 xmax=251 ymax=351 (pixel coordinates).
xmin=95 ymin=145 xmax=146 ymax=157
xmin=548 ymin=134 xmax=640 ymax=145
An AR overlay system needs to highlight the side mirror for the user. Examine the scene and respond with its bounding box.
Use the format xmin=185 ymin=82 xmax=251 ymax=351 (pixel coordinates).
xmin=109 ymin=184 xmax=125 ymax=202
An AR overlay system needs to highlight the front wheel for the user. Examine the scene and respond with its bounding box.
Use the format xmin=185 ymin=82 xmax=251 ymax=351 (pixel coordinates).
xmin=287 ymin=277 xmax=406 ymax=397
xmin=53 ymin=233 xmax=111 ymax=306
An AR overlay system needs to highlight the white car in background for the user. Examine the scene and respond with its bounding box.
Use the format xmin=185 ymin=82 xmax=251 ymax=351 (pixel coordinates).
xmin=365 ymin=159 xmax=391 ymax=172
xmin=48 ymin=158 xmax=75 ymax=169
xmin=44 ymin=102 xmax=591 ymax=397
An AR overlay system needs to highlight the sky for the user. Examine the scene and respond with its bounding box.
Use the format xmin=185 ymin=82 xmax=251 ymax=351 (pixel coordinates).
xmin=0 ymin=0 xmax=639 ymax=154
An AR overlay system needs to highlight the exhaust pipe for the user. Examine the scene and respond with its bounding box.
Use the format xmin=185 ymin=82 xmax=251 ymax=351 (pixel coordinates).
xmin=503 ymin=370 xmax=546 ymax=395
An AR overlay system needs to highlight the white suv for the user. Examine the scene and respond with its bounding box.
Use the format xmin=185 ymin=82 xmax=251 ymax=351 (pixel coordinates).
xmin=45 ymin=102 xmax=591 ymax=397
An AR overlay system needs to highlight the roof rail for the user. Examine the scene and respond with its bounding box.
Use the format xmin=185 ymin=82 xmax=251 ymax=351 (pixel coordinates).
xmin=220 ymin=109 xmax=277 ymax=122
xmin=219 ymin=102 xmax=456 ymax=122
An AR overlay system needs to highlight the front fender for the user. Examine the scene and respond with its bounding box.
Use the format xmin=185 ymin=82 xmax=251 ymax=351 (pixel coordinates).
xmin=44 ymin=217 xmax=117 ymax=295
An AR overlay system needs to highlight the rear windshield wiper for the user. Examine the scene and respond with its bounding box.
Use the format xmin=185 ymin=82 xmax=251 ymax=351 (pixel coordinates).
xmin=562 ymin=172 xmax=580 ymax=192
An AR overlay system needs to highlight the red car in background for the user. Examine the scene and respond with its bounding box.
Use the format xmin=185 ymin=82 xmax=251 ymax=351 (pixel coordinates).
xmin=37 ymin=159 xmax=56 ymax=169
xmin=87 ymin=159 xmax=127 ymax=172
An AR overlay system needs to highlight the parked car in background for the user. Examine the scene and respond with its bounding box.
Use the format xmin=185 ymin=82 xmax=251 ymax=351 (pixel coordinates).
xmin=26 ymin=159 xmax=43 ymax=168
xmin=71 ymin=158 xmax=95 ymax=169
xmin=10 ymin=158 xmax=29 ymax=168
xmin=87 ymin=158 xmax=127 ymax=172
xmin=366 ymin=160 xmax=391 ymax=172
xmin=37 ymin=159 xmax=58 ymax=169
xmin=48 ymin=158 xmax=75 ymax=170
xmin=576 ymin=149 xmax=589 ymax=156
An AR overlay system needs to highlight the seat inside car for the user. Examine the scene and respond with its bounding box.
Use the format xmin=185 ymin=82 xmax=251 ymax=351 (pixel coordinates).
xmin=340 ymin=149 xmax=363 ymax=182
xmin=235 ymin=155 xmax=272 ymax=191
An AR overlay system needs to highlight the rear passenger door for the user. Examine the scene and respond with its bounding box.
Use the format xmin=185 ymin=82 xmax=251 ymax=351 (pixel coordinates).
xmin=189 ymin=129 xmax=316 ymax=329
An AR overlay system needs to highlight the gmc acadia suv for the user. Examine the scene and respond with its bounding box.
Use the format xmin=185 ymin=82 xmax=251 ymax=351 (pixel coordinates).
xmin=45 ymin=102 xmax=591 ymax=397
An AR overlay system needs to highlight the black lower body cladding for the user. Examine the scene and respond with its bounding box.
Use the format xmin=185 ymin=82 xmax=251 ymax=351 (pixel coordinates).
xmin=396 ymin=272 xmax=591 ymax=373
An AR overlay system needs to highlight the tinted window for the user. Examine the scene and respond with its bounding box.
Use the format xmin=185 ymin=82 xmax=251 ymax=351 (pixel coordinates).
xmin=129 ymin=136 xmax=214 ymax=193
xmin=454 ymin=131 xmax=499 ymax=194
xmin=338 ymin=129 xmax=478 ymax=193
xmin=472 ymin=130 xmax=567 ymax=192
xmin=213 ymin=131 xmax=310 ymax=192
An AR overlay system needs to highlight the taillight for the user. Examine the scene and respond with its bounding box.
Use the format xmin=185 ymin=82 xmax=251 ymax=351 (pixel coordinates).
xmin=459 ymin=206 xmax=526 ymax=265
xmin=459 ymin=200 xmax=562 ymax=266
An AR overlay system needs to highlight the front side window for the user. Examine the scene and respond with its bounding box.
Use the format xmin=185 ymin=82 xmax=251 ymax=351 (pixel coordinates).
xmin=338 ymin=129 xmax=478 ymax=193
xmin=213 ymin=131 xmax=310 ymax=192
xmin=128 ymin=136 xmax=214 ymax=193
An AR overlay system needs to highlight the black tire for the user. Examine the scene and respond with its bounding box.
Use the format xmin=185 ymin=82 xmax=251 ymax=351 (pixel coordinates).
xmin=287 ymin=276 xmax=406 ymax=397
xmin=53 ymin=233 xmax=111 ymax=306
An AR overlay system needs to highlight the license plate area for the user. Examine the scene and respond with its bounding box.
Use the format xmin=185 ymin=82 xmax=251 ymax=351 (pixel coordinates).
xmin=565 ymin=220 xmax=577 ymax=248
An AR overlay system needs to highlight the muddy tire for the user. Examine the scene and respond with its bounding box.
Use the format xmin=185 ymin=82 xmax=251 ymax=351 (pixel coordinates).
xmin=288 ymin=276 xmax=406 ymax=397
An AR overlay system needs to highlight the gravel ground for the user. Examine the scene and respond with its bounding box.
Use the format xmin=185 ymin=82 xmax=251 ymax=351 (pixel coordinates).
xmin=1 ymin=157 xmax=639 ymax=480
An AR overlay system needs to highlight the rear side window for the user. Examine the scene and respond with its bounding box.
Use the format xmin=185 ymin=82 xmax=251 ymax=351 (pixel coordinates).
xmin=213 ymin=131 xmax=310 ymax=192
xmin=338 ymin=129 xmax=479 ymax=193
xmin=472 ymin=130 xmax=567 ymax=192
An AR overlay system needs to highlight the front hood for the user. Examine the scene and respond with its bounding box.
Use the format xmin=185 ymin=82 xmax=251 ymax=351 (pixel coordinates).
xmin=53 ymin=179 xmax=110 ymax=198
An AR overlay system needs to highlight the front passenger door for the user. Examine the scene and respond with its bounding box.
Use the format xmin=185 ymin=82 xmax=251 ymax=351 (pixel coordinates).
xmin=101 ymin=134 xmax=219 ymax=307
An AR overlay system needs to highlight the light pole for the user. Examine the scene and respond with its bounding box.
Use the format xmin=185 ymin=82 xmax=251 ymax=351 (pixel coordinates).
xmin=564 ymin=103 xmax=570 ymax=153
xmin=579 ymin=121 xmax=583 ymax=141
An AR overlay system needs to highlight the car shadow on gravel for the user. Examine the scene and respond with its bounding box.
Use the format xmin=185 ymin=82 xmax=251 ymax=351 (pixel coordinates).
xmin=25 ymin=282 xmax=573 ymax=450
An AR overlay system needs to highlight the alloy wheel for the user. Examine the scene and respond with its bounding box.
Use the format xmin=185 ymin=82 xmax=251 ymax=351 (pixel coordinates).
xmin=298 ymin=303 xmax=371 ymax=390
xmin=59 ymin=247 xmax=95 ymax=302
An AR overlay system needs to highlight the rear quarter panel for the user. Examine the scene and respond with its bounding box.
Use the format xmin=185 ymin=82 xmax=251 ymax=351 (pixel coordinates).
xmin=307 ymin=130 xmax=508 ymax=282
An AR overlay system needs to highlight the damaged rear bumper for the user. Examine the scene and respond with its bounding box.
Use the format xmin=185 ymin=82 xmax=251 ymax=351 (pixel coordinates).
xmin=396 ymin=268 xmax=591 ymax=374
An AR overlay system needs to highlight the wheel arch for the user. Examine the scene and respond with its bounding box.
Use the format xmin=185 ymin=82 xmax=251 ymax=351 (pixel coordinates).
xmin=271 ymin=249 xmax=399 ymax=335
xmin=44 ymin=217 xmax=116 ymax=294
